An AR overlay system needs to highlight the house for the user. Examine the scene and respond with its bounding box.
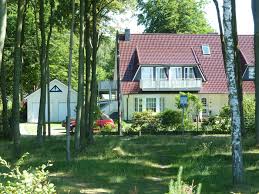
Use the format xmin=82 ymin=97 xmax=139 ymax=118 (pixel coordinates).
xmin=100 ymin=30 xmax=255 ymax=121
xmin=25 ymin=79 xmax=77 ymax=123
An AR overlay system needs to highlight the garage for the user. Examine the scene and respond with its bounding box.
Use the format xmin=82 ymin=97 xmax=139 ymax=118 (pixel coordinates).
xmin=25 ymin=79 xmax=78 ymax=123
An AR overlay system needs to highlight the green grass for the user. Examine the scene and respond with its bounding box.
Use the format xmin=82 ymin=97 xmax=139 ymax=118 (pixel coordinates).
xmin=0 ymin=135 xmax=259 ymax=194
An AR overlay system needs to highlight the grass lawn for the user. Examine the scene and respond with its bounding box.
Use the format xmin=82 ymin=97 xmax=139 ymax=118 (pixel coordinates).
xmin=0 ymin=135 xmax=259 ymax=194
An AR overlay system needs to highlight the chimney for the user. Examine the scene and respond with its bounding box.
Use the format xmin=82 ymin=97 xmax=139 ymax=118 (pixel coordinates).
xmin=125 ymin=29 xmax=131 ymax=41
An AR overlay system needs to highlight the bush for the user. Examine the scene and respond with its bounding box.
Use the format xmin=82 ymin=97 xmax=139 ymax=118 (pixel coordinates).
xmin=243 ymin=96 xmax=255 ymax=131
xmin=159 ymin=109 xmax=182 ymax=130
xmin=131 ymin=111 xmax=159 ymax=133
xmin=0 ymin=154 xmax=56 ymax=194
xmin=167 ymin=166 xmax=202 ymax=194
xmin=201 ymin=105 xmax=231 ymax=132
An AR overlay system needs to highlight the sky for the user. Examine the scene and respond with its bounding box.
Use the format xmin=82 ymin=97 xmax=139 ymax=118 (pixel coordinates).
xmin=121 ymin=0 xmax=254 ymax=34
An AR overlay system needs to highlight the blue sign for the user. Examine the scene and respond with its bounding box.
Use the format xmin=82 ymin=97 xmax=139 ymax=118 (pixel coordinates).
xmin=180 ymin=95 xmax=188 ymax=108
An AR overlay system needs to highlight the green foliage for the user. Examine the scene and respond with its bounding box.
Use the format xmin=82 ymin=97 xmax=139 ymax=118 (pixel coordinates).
xmin=137 ymin=0 xmax=213 ymax=33
xmin=0 ymin=154 xmax=56 ymax=194
xmin=167 ymin=166 xmax=202 ymax=194
xmin=175 ymin=92 xmax=202 ymax=130
xmin=201 ymin=105 xmax=231 ymax=132
xmin=243 ymin=96 xmax=255 ymax=131
xmin=131 ymin=111 xmax=159 ymax=132
xmin=158 ymin=109 xmax=182 ymax=130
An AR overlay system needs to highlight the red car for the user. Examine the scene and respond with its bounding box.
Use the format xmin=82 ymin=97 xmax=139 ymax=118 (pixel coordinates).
xmin=62 ymin=114 xmax=115 ymax=132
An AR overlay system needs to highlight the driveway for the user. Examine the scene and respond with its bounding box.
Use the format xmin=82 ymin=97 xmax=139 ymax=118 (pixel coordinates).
xmin=20 ymin=123 xmax=66 ymax=136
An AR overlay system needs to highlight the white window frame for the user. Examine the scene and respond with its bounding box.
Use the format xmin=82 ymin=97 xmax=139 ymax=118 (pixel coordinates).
xmin=184 ymin=67 xmax=195 ymax=79
xmin=156 ymin=67 xmax=167 ymax=80
xmin=169 ymin=67 xmax=182 ymax=80
xmin=201 ymin=97 xmax=207 ymax=114
xmin=134 ymin=98 xmax=143 ymax=112
xmin=159 ymin=97 xmax=165 ymax=112
xmin=146 ymin=98 xmax=157 ymax=112
xmin=141 ymin=67 xmax=153 ymax=80
xmin=248 ymin=66 xmax=255 ymax=79
xmin=201 ymin=45 xmax=211 ymax=55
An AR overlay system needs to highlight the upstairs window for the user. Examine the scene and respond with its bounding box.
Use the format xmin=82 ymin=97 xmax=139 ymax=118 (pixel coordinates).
xmin=201 ymin=45 xmax=211 ymax=55
xmin=184 ymin=67 xmax=195 ymax=79
xmin=141 ymin=67 xmax=153 ymax=80
xmin=248 ymin=66 xmax=255 ymax=79
xmin=156 ymin=67 xmax=168 ymax=80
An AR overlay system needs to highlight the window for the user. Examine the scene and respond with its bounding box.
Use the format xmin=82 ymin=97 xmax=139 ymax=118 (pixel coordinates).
xmin=159 ymin=97 xmax=165 ymax=112
xmin=50 ymin=85 xmax=62 ymax=92
xmin=201 ymin=45 xmax=211 ymax=55
xmin=146 ymin=98 xmax=156 ymax=112
xmin=141 ymin=67 xmax=153 ymax=80
xmin=135 ymin=98 xmax=143 ymax=112
xmin=184 ymin=67 xmax=195 ymax=79
xmin=248 ymin=66 xmax=255 ymax=79
xmin=170 ymin=67 xmax=182 ymax=80
xmin=156 ymin=67 xmax=168 ymax=80
xmin=201 ymin=98 xmax=207 ymax=114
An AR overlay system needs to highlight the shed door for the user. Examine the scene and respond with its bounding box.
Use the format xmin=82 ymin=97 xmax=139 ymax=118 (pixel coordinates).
xmin=32 ymin=103 xmax=40 ymax=123
xmin=58 ymin=102 xmax=77 ymax=122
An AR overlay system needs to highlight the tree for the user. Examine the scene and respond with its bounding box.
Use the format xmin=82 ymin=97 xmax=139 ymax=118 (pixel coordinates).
xmin=75 ymin=0 xmax=85 ymax=151
xmin=223 ymin=0 xmax=243 ymax=184
xmin=0 ymin=0 xmax=8 ymax=138
xmin=252 ymin=0 xmax=259 ymax=145
xmin=66 ymin=0 xmax=75 ymax=161
xmin=0 ymin=0 xmax=7 ymax=77
xmin=137 ymin=0 xmax=213 ymax=33
xmin=12 ymin=0 xmax=27 ymax=157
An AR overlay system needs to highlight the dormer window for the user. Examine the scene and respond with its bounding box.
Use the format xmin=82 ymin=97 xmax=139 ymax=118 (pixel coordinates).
xmin=248 ymin=66 xmax=255 ymax=79
xmin=201 ymin=45 xmax=211 ymax=55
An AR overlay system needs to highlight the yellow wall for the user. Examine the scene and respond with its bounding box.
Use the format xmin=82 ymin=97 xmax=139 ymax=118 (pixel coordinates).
xmin=122 ymin=93 xmax=229 ymax=120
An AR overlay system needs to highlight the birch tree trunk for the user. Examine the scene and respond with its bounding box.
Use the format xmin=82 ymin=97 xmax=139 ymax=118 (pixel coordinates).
xmin=0 ymin=0 xmax=6 ymax=75
xmin=12 ymin=0 xmax=27 ymax=157
xmin=0 ymin=0 xmax=8 ymax=138
xmin=66 ymin=0 xmax=75 ymax=161
xmin=223 ymin=0 xmax=244 ymax=185
xmin=252 ymin=0 xmax=259 ymax=146
xmin=75 ymin=0 xmax=85 ymax=151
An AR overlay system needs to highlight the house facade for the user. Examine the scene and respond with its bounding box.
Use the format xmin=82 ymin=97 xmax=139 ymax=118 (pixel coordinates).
xmin=109 ymin=31 xmax=255 ymax=120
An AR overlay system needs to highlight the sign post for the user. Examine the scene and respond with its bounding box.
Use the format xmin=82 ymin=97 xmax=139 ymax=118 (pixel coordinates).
xmin=180 ymin=95 xmax=188 ymax=133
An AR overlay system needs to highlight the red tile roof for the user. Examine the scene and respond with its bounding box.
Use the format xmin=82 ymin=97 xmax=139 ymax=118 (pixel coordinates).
xmin=119 ymin=34 xmax=254 ymax=94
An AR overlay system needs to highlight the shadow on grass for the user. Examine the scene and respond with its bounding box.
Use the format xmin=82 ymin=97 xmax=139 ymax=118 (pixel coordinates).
xmin=0 ymin=135 xmax=259 ymax=194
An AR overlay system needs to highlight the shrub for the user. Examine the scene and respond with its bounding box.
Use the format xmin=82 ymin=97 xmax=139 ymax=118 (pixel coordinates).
xmin=159 ymin=109 xmax=182 ymax=130
xmin=201 ymin=105 xmax=231 ymax=132
xmin=131 ymin=111 xmax=159 ymax=133
xmin=167 ymin=166 xmax=202 ymax=194
xmin=0 ymin=154 xmax=56 ymax=194
xmin=243 ymin=96 xmax=255 ymax=131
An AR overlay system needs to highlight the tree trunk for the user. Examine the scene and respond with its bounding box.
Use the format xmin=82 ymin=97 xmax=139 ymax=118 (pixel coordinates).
xmin=88 ymin=0 xmax=98 ymax=144
xmin=75 ymin=0 xmax=85 ymax=151
xmin=0 ymin=0 xmax=7 ymax=81
xmin=0 ymin=0 xmax=8 ymax=138
xmin=223 ymin=0 xmax=244 ymax=185
xmin=252 ymin=0 xmax=259 ymax=146
xmin=81 ymin=0 xmax=91 ymax=149
xmin=231 ymin=0 xmax=244 ymax=136
xmin=46 ymin=0 xmax=55 ymax=137
xmin=66 ymin=0 xmax=75 ymax=161
xmin=37 ymin=0 xmax=47 ymax=145
xmin=12 ymin=0 xmax=26 ymax=158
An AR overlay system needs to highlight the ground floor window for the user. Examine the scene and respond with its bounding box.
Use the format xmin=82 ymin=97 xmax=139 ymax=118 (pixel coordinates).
xmin=135 ymin=98 xmax=143 ymax=112
xmin=146 ymin=98 xmax=156 ymax=112
xmin=201 ymin=97 xmax=207 ymax=114
xmin=160 ymin=97 xmax=165 ymax=112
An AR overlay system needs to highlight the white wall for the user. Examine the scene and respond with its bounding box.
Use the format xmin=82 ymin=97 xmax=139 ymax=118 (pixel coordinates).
xmin=26 ymin=79 xmax=77 ymax=123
